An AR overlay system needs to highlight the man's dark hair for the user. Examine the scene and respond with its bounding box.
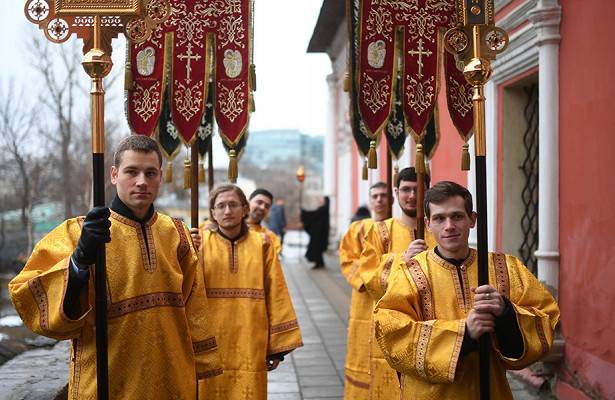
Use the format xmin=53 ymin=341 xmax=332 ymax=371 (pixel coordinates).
xmin=114 ymin=135 xmax=163 ymax=167
xmin=369 ymin=181 xmax=387 ymax=192
xmin=424 ymin=181 xmax=473 ymax=218
xmin=395 ymin=167 xmax=431 ymax=188
xmin=249 ymin=188 xmax=273 ymax=202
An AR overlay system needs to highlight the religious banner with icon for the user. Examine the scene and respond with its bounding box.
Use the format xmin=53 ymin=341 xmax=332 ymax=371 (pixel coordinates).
xmin=127 ymin=0 xmax=252 ymax=178
xmin=355 ymin=0 xmax=474 ymax=168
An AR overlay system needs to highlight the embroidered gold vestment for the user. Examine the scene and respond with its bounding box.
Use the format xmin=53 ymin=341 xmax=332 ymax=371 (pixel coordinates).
xmin=374 ymin=249 xmax=560 ymax=399
xmin=248 ymin=223 xmax=282 ymax=256
xmin=339 ymin=218 xmax=374 ymax=399
xmin=198 ymin=227 xmax=303 ymax=400
xmin=354 ymin=218 xmax=436 ymax=399
xmin=9 ymin=212 xmax=222 ymax=400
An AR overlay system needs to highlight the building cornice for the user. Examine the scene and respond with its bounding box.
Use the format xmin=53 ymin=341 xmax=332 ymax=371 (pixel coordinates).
xmin=527 ymin=0 xmax=562 ymax=46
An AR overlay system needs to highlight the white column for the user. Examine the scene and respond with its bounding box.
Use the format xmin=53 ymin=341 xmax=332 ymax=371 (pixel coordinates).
xmin=324 ymin=73 xmax=339 ymax=235
xmin=528 ymin=0 xmax=561 ymax=294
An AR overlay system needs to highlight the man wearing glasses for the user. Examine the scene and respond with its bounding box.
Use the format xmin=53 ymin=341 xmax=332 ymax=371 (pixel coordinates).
xmin=196 ymin=184 xmax=303 ymax=400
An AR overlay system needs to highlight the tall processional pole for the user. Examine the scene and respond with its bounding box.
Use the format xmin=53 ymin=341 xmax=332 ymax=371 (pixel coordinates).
xmin=444 ymin=1 xmax=509 ymax=398
xmin=24 ymin=1 xmax=169 ymax=398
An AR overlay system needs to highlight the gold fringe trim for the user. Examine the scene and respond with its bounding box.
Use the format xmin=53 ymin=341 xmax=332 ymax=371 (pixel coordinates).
xmin=368 ymin=140 xmax=377 ymax=169
xmin=362 ymin=159 xmax=368 ymax=180
xmin=183 ymin=159 xmax=191 ymax=190
xmin=124 ymin=61 xmax=133 ymax=91
xmin=249 ymin=63 xmax=257 ymax=91
xmin=164 ymin=161 xmax=173 ymax=183
xmin=198 ymin=161 xmax=205 ymax=183
xmin=461 ymin=143 xmax=470 ymax=171
xmin=249 ymin=93 xmax=255 ymax=113
xmin=415 ymin=144 xmax=425 ymax=174
xmin=343 ymin=72 xmax=350 ymax=92
xmin=228 ymin=150 xmax=238 ymax=183
xmin=393 ymin=163 xmax=399 ymax=186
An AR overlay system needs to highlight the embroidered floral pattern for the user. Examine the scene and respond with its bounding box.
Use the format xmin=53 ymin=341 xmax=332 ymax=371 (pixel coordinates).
xmin=448 ymin=76 xmax=473 ymax=117
xmin=174 ymin=80 xmax=203 ymax=121
xmin=218 ymin=82 xmax=246 ymax=122
xmin=362 ymin=75 xmax=391 ymax=114
xmin=406 ymin=76 xmax=435 ymax=115
xmin=132 ymin=82 xmax=161 ymax=122
xmin=217 ymin=15 xmax=246 ymax=49
xmin=366 ymin=7 xmax=394 ymax=41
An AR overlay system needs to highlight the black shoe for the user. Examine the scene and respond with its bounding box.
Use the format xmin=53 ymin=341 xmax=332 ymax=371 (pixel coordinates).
xmin=312 ymin=263 xmax=325 ymax=269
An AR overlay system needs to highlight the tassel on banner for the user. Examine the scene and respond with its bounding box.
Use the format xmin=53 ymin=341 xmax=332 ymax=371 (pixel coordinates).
xmin=249 ymin=93 xmax=255 ymax=113
xmin=228 ymin=149 xmax=238 ymax=183
xmin=343 ymin=72 xmax=351 ymax=92
xmin=361 ymin=159 xmax=368 ymax=180
xmin=415 ymin=144 xmax=425 ymax=174
xmin=393 ymin=163 xmax=399 ymax=186
xmin=124 ymin=60 xmax=133 ymax=91
xmin=198 ymin=161 xmax=205 ymax=183
xmin=250 ymin=64 xmax=257 ymax=91
xmin=164 ymin=161 xmax=173 ymax=183
xmin=183 ymin=159 xmax=191 ymax=190
xmin=368 ymin=140 xmax=377 ymax=169
xmin=461 ymin=143 xmax=470 ymax=171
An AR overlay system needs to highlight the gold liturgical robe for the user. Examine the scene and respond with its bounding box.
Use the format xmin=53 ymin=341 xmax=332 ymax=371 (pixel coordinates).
xmin=9 ymin=212 xmax=221 ymax=400
xmin=198 ymin=227 xmax=303 ymax=400
xmin=355 ymin=218 xmax=436 ymax=399
xmin=339 ymin=218 xmax=374 ymax=399
xmin=374 ymin=249 xmax=560 ymax=399
xmin=248 ymin=223 xmax=282 ymax=256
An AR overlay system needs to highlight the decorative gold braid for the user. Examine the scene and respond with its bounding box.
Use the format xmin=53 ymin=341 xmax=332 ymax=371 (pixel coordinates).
xmin=406 ymin=259 xmax=434 ymax=320
xmin=492 ymin=252 xmax=510 ymax=298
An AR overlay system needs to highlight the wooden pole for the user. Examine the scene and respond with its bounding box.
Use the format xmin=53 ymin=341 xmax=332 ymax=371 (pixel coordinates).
xmin=82 ymin=16 xmax=111 ymax=400
xmin=416 ymin=171 xmax=425 ymax=239
xmin=386 ymin=149 xmax=393 ymax=219
xmin=191 ymin=143 xmax=199 ymax=228
xmin=207 ymin=140 xmax=214 ymax=192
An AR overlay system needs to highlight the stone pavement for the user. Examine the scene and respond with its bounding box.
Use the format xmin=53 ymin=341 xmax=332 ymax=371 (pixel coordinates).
xmin=269 ymin=231 xmax=552 ymax=400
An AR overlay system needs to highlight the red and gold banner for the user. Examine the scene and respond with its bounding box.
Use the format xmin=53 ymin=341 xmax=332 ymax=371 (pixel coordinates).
xmin=356 ymin=0 xmax=473 ymax=144
xmin=127 ymin=0 xmax=251 ymax=148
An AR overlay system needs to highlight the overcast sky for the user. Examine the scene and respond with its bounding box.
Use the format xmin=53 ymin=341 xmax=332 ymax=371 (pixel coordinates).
xmin=0 ymin=0 xmax=332 ymax=137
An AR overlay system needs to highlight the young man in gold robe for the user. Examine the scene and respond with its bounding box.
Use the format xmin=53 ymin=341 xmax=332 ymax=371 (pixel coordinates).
xmin=339 ymin=182 xmax=388 ymax=399
xmin=197 ymin=184 xmax=303 ymax=400
xmin=246 ymin=188 xmax=282 ymax=256
xmin=8 ymin=135 xmax=221 ymax=399
xmin=357 ymin=167 xmax=436 ymax=399
xmin=374 ymin=181 xmax=560 ymax=399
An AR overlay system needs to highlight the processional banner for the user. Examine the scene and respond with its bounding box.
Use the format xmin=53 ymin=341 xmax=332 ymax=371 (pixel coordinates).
xmin=127 ymin=0 xmax=251 ymax=162
xmin=355 ymin=0 xmax=474 ymax=166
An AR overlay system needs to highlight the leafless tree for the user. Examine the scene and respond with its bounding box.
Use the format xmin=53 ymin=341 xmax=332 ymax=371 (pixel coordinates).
xmin=28 ymin=37 xmax=86 ymax=219
xmin=28 ymin=35 xmax=125 ymax=217
xmin=0 ymin=81 xmax=49 ymax=254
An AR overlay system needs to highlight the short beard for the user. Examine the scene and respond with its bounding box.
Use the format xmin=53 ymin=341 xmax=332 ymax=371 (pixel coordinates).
xmin=401 ymin=208 xmax=417 ymax=218
xmin=249 ymin=212 xmax=263 ymax=225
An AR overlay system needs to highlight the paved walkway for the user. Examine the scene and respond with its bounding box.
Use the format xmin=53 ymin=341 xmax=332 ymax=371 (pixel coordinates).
xmin=269 ymin=231 xmax=551 ymax=400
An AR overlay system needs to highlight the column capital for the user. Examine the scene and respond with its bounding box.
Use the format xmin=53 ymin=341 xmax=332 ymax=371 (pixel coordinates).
xmin=528 ymin=0 xmax=562 ymax=46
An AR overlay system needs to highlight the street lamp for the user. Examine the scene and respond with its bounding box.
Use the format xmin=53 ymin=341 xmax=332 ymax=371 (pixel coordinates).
xmin=296 ymin=166 xmax=305 ymax=260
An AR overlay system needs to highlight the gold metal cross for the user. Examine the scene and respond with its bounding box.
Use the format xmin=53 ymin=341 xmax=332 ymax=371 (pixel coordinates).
xmin=407 ymin=38 xmax=433 ymax=79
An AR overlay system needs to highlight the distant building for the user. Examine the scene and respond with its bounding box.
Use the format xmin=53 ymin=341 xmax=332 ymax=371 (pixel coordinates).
xmin=242 ymin=129 xmax=324 ymax=177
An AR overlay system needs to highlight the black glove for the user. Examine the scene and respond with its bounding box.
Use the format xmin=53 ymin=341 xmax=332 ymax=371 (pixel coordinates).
xmin=72 ymin=207 xmax=111 ymax=267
